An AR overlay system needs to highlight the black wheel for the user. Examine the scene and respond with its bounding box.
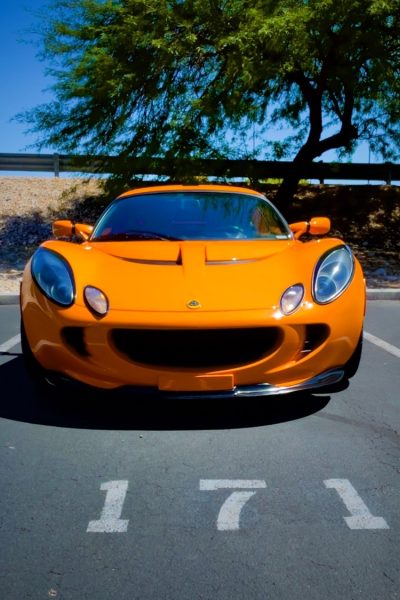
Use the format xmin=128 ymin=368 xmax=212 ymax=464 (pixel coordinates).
xmin=343 ymin=330 xmax=363 ymax=379
xmin=314 ymin=330 xmax=363 ymax=394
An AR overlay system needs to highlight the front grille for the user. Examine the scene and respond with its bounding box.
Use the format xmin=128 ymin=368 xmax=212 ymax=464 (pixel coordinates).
xmin=111 ymin=327 xmax=281 ymax=368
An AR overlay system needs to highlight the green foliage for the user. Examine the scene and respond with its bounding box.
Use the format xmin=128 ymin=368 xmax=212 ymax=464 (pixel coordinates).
xmin=19 ymin=0 xmax=400 ymax=190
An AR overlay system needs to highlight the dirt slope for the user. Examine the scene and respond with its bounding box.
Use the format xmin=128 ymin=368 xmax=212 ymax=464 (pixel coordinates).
xmin=0 ymin=176 xmax=399 ymax=291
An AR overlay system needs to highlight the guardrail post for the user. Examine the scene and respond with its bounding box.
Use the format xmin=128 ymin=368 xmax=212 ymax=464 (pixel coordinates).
xmin=385 ymin=164 xmax=392 ymax=185
xmin=53 ymin=153 xmax=60 ymax=177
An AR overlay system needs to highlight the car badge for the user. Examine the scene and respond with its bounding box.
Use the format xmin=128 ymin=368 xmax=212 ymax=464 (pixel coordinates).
xmin=187 ymin=299 xmax=201 ymax=309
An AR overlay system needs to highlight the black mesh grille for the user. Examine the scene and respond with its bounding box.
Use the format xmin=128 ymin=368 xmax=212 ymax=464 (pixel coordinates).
xmin=111 ymin=327 xmax=281 ymax=368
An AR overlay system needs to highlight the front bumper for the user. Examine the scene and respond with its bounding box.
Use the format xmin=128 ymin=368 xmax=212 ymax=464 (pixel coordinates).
xmin=21 ymin=273 xmax=364 ymax=393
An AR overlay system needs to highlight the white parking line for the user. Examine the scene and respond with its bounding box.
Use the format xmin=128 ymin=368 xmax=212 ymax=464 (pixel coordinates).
xmin=0 ymin=334 xmax=21 ymax=353
xmin=364 ymin=331 xmax=400 ymax=359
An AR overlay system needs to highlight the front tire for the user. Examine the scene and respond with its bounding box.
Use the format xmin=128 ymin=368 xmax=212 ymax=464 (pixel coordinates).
xmin=343 ymin=330 xmax=363 ymax=379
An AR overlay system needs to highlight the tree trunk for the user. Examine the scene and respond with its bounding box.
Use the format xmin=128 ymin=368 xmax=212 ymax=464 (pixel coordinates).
xmin=273 ymin=171 xmax=303 ymax=215
xmin=273 ymin=147 xmax=314 ymax=214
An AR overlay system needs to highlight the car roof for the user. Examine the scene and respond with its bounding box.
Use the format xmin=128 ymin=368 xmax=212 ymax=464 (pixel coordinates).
xmin=117 ymin=184 xmax=266 ymax=199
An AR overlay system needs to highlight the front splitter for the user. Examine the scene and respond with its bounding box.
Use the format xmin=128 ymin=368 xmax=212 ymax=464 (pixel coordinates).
xmin=159 ymin=368 xmax=345 ymax=399
xmin=43 ymin=368 xmax=345 ymax=398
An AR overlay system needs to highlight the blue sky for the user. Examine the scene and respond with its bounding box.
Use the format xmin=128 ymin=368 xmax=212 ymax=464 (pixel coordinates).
xmin=1 ymin=1 xmax=54 ymax=153
xmin=0 ymin=0 xmax=373 ymax=165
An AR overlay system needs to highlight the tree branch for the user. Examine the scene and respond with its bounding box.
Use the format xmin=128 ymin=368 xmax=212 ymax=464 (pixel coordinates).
xmin=291 ymin=71 xmax=323 ymax=145
xmin=317 ymin=88 xmax=357 ymax=155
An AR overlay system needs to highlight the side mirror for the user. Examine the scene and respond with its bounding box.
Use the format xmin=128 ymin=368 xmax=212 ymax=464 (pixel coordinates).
xmin=289 ymin=217 xmax=331 ymax=239
xmin=52 ymin=220 xmax=93 ymax=241
xmin=75 ymin=223 xmax=94 ymax=241
xmin=52 ymin=220 xmax=74 ymax=239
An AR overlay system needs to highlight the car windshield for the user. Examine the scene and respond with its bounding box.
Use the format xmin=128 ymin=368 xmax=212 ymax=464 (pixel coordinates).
xmin=91 ymin=191 xmax=291 ymax=241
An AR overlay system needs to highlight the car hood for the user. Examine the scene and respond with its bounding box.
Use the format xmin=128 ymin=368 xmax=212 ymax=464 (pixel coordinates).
xmin=41 ymin=238 xmax=344 ymax=312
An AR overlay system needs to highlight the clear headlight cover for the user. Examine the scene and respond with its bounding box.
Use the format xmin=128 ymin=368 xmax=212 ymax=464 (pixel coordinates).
xmin=31 ymin=247 xmax=75 ymax=306
xmin=84 ymin=286 xmax=109 ymax=316
xmin=281 ymin=284 xmax=304 ymax=315
xmin=313 ymin=246 xmax=354 ymax=304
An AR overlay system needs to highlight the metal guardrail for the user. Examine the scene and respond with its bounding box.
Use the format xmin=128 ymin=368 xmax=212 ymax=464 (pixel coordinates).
xmin=0 ymin=152 xmax=399 ymax=183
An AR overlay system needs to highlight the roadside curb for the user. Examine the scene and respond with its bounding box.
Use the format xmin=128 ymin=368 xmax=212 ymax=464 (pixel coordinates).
xmin=0 ymin=293 xmax=19 ymax=305
xmin=1 ymin=288 xmax=399 ymax=305
xmin=365 ymin=288 xmax=400 ymax=301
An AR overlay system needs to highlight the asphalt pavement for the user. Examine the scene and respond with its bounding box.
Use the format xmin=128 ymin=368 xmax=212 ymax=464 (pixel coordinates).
xmin=0 ymin=300 xmax=399 ymax=600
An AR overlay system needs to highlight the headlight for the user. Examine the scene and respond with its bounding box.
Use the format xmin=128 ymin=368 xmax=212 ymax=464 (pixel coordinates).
xmin=31 ymin=248 xmax=75 ymax=306
xmin=313 ymin=245 xmax=354 ymax=304
xmin=281 ymin=284 xmax=304 ymax=315
xmin=84 ymin=286 xmax=109 ymax=316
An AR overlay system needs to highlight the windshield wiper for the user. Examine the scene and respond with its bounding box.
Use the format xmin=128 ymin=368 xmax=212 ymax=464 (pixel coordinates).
xmin=94 ymin=230 xmax=182 ymax=241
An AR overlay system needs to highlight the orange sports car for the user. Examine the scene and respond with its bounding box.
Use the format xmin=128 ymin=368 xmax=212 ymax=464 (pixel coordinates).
xmin=20 ymin=184 xmax=365 ymax=397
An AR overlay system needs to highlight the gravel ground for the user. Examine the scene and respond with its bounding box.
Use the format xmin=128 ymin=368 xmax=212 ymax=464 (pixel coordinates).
xmin=1 ymin=176 xmax=399 ymax=293
xmin=0 ymin=176 xmax=102 ymax=293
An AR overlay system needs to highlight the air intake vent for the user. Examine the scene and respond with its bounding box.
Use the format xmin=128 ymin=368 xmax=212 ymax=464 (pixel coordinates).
xmin=62 ymin=327 xmax=89 ymax=357
xmin=298 ymin=324 xmax=329 ymax=358
xmin=112 ymin=327 xmax=281 ymax=368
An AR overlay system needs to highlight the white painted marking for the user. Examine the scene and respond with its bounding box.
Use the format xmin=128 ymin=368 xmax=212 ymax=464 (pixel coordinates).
xmin=199 ymin=479 xmax=267 ymax=491
xmin=364 ymin=331 xmax=400 ymax=359
xmin=87 ymin=480 xmax=129 ymax=533
xmin=200 ymin=479 xmax=266 ymax=531
xmin=216 ymin=491 xmax=257 ymax=531
xmin=0 ymin=334 xmax=21 ymax=353
xmin=324 ymin=479 xmax=389 ymax=530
